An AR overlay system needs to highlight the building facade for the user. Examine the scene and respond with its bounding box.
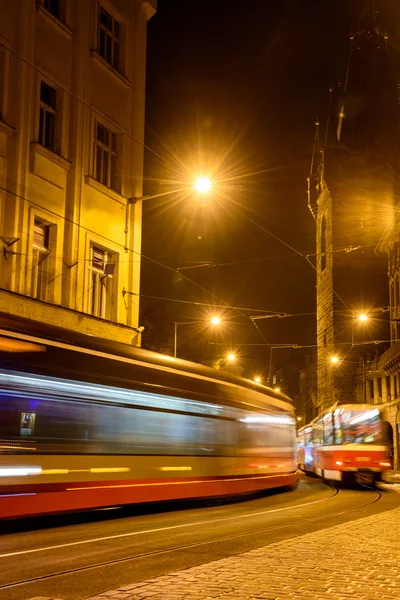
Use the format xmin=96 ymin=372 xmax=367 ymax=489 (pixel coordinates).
xmin=0 ymin=0 xmax=156 ymax=343
xmin=311 ymin=0 xmax=400 ymax=467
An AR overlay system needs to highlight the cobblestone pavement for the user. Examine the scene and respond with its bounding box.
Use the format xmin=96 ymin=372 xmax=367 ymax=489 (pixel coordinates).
xmin=31 ymin=503 xmax=400 ymax=600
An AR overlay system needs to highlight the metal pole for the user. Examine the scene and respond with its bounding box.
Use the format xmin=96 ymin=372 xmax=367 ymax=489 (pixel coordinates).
xmin=362 ymin=359 xmax=366 ymax=403
xmin=268 ymin=347 xmax=273 ymax=385
xmin=174 ymin=322 xmax=177 ymax=358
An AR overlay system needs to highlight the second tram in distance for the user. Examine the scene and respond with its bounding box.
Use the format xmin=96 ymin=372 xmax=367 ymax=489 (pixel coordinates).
xmin=298 ymin=404 xmax=392 ymax=484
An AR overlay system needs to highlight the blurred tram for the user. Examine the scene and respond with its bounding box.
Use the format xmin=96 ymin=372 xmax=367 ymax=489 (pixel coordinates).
xmin=298 ymin=404 xmax=392 ymax=484
xmin=0 ymin=314 xmax=297 ymax=519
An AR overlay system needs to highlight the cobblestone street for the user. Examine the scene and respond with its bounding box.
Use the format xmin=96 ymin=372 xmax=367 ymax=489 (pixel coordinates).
xmin=41 ymin=500 xmax=397 ymax=600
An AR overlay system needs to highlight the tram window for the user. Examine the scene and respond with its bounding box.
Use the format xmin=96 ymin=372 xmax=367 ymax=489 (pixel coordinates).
xmin=339 ymin=409 xmax=382 ymax=444
xmin=1 ymin=390 xmax=295 ymax=457
xmin=305 ymin=428 xmax=312 ymax=447
xmin=323 ymin=413 xmax=334 ymax=445
xmin=312 ymin=419 xmax=323 ymax=445
xmin=334 ymin=412 xmax=342 ymax=444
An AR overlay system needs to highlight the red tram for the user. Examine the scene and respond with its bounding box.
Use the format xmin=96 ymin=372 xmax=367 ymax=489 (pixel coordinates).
xmin=298 ymin=404 xmax=392 ymax=484
xmin=0 ymin=314 xmax=297 ymax=519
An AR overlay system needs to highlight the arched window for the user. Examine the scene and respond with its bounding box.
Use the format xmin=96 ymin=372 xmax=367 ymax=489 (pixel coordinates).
xmin=320 ymin=214 xmax=327 ymax=271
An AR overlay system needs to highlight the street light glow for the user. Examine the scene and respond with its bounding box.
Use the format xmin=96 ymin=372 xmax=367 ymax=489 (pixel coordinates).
xmin=194 ymin=177 xmax=212 ymax=194
xmin=254 ymin=376 xmax=262 ymax=383
xmin=358 ymin=313 xmax=368 ymax=322
xmin=210 ymin=316 xmax=221 ymax=326
xmin=274 ymin=386 xmax=281 ymax=393
xmin=227 ymin=353 xmax=236 ymax=362
xmin=331 ymin=355 xmax=339 ymax=364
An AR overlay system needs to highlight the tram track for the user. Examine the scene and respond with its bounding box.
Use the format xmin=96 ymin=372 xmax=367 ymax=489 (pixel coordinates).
xmin=0 ymin=484 xmax=383 ymax=592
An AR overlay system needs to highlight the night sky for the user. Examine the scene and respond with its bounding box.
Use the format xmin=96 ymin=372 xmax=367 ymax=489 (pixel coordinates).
xmin=140 ymin=0 xmax=380 ymax=372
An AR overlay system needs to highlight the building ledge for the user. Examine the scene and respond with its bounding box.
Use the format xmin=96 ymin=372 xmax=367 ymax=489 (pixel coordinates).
xmin=140 ymin=0 xmax=157 ymax=20
xmin=36 ymin=3 xmax=74 ymax=39
xmin=0 ymin=119 xmax=15 ymax=137
xmin=85 ymin=175 xmax=127 ymax=205
xmin=91 ymin=51 xmax=131 ymax=88
xmin=31 ymin=142 xmax=72 ymax=171
xmin=0 ymin=288 xmax=140 ymax=346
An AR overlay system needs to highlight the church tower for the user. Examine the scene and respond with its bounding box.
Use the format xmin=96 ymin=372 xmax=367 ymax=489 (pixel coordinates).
xmin=310 ymin=1 xmax=399 ymax=411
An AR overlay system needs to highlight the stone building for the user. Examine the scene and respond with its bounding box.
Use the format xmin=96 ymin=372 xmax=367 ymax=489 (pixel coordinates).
xmin=0 ymin=0 xmax=156 ymax=343
xmin=310 ymin=1 xmax=399 ymax=410
xmin=310 ymin=0 xmax=400 ymax=466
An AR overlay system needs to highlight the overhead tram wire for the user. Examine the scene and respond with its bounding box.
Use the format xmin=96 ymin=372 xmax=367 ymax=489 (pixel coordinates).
xmin=0 ymin=182 xmax=271 ymax=346
xmin=0 ymin=40 xmax=348 ymax=333
xmin=0 ymin=40 xmax=177 ymax=171
xmin=215 ymin=196 xmax=352 ymax=313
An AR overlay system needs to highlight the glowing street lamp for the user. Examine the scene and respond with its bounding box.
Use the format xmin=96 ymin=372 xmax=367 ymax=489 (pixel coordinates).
xmin=194 ymin=176 xmax=212 ymax=194
xmin=358 ymin=313 xmax=368 ymax=322
xmin=210 ymin=315 xmax=221 ymax=326
xmin=330 ymin=355 xmax=339 ymax=365
xmin=226 ymin=353 xmax=236 ymax=362
xmin=274 ymin=386 xmax=281 ymax=393
xmin=254 ymin=376 xmax=262 ymax=384
xmin=174 ymin=315 xmax=222 ymax=357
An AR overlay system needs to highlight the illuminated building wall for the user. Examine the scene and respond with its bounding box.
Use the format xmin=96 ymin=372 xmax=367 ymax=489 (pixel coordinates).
xmin=0 ymin=0 xmax=156 ymax=343
xmin=312 ymin=2 xmax=399 ymax=413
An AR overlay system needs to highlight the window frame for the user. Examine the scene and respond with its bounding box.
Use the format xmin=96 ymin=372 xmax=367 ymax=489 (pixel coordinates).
xmin=93 ymin=121 xmax=117 ymax=190
xmin=88 ymin=244 xmax=115 ymax=320
xmin=39 ymin=80 xmax=58 ymax=152
xmin=44 ymin=0 xmax=62 ymax=20
xmin=31 ymin=220 xmax=51 ymax=302
xmin=97 ymin=4 xmax=121 ymax=72
xmin=0 ymin=37 xmax=10 ymax=122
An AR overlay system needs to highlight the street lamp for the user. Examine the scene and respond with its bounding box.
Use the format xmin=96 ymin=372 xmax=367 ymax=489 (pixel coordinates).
xmin=174 ymin=315 xmax=222 ymax=358
xmin=194 ymin=177 xmax=212 ymax=194
xmin=132 ymin=178 xmax=213 ymax=204
xmin=330 ymin=355 xmax=339 ymax=364
xmin=351 ymin=312 xmax=369 ymax=345
xmin=274 ymin=386 xmax=281 ymax=393
xmin=254 ymin=376 xmax=262 ymax=384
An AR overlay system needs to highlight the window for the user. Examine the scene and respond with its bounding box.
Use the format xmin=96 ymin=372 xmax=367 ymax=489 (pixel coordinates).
xmin=320 ymin=214 xmax=327 ymax=271
xmin=32 ymin=220 xmax=50 ymax=301
xmin=0 ymin=44 xmax=5 ymax=120
xmin=323 ymin=412 xmax=334 ymax=445
xmin=94 ymin=122 xmax=117 ymax=189
xmin=39 ymin=81 xmax=57 ymax=151
xmin=44 ymin=0 xmax=61 ymax=20
xmin=89 ymin=245 xmax=115 ymax=319
xmin=98 ymin=5 xmax=120 ymax=70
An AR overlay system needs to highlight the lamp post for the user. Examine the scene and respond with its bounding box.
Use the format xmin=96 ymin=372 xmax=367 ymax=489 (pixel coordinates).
xmin=173 ymin=315 xmax=221 ymax=358
xmin=351 ymin=312 xmax=368 ymax=345
xmin=132 ymin=177 xmax=213 ymax=204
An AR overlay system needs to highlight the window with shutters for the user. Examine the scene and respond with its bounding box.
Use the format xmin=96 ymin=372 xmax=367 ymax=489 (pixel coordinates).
xmin=89 ymin=245 xmax=115 ymax=319
xmin=98 ymin=5 xmax=120 ymax=71
xmin=94 ymin=122 xmax=117 ymax=190
xmin=39 ymin=81 xmax=58 ymax=152
xmin=32 ymin=220 xmax=50 ymax=301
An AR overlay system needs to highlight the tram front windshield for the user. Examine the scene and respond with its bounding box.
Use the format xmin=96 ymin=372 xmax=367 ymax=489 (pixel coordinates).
xmin=336 ymin=409 xmax=382 ymax=444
